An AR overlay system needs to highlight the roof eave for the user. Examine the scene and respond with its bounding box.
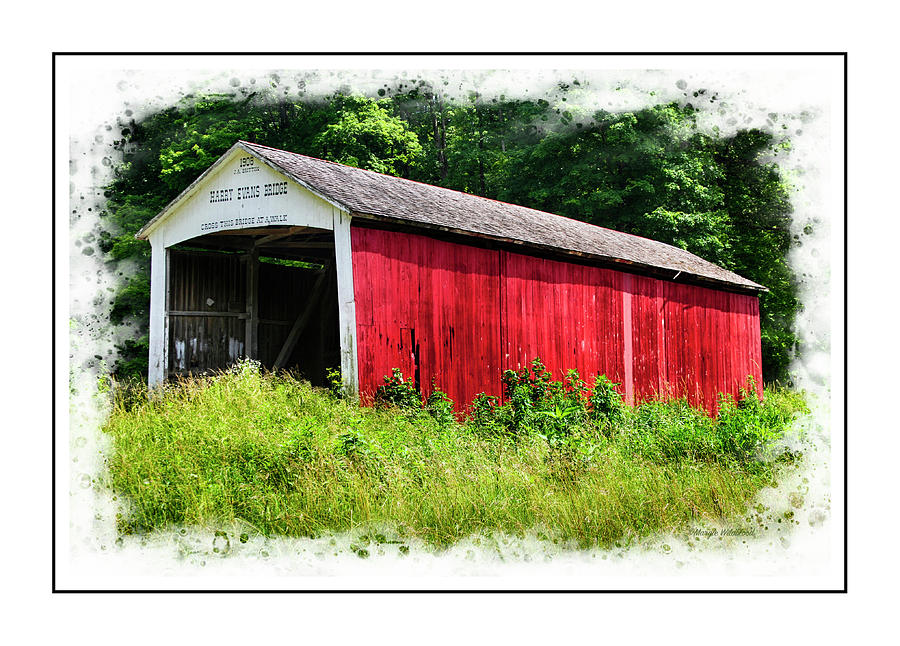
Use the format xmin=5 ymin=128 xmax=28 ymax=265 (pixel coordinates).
xmin=349 ymin=211 xmax=768 ymax=295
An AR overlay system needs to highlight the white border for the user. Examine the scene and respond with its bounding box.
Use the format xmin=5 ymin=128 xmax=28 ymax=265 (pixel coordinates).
xmin=52 ymin=53 xmax=845 ymax=595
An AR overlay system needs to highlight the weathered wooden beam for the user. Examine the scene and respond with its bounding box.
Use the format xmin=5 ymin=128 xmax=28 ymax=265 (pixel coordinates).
xmin=166 ymin=246 xmax=247 ymax=257
xmin=273 ymin=267 xmax=330 ymax=369
xmin=263 ymin=241 xmax=336 ymax=249
xmin=245 ymin=248 xmax=260 ymax=359
xmin=207 ymin=226 xmax=304 ymax=237
xmin=254 ymin=232 xmax=294 ymax=247
xmin=168 ymin=310 xmax=249 ymax=318
xmin=253 ymin=226 xmax=314 ymax=247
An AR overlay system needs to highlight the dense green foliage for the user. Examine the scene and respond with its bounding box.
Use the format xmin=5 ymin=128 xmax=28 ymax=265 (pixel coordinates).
xmin=102 ymin=362 xmax=807 ymax=548
xmin=99 ymin=80 xmax=800 ymax=381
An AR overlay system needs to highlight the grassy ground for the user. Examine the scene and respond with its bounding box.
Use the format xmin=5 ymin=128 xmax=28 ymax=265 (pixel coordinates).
xmin=100 ymin=360 xmax=808 ymax=549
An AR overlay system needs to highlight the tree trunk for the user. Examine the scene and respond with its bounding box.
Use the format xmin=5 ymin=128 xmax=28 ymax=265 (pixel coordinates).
xmin=432 ymin=93 xmax=448 ymax=181
xmin=476 ymin=105 xmax=486 ymax=195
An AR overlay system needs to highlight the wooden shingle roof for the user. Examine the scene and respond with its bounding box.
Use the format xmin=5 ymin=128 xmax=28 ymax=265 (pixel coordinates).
xmin=239 ymin=141 xmax=764 ymax=293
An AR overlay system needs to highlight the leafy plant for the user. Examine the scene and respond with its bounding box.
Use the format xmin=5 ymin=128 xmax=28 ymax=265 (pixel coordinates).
xmin=325 ymin=367 xmax=343 ymax=399
xmin=535 ymin=403 xmax=583 ymax=444
xmin=469 ymin=393 xmax=502 ymax=435
xmin=424 ymin=384 xmax=455 ymax=427
xmin=374 ymin=368 xmax=422 ymax=411
xmin=101 ymin=365 xmax=808 ymax=549
xmin=336 ymin=426 xmax=375 ymax=464
xmin=590 ymin=375 xmax=625 ymax=425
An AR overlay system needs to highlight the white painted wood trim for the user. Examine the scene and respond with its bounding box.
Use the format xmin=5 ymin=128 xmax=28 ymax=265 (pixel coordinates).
xmin=147 ymin=237 xmax=169 ymax=387
xmin=333 ymin=208 xmax=359 ymax=398
xmin=245 ymin=248 xmax=260 ymax=359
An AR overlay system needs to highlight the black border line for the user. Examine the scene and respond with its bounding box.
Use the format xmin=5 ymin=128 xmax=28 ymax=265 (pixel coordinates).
xmin=53 ymin=51 xmax=847 ymax=56
xmin=52 ymin=52 xmax=57 ymax=594
xmin=843 ymin=51 xmax=849 ymax=593
xmin=52 ymin=51 xmax=849 ymax=594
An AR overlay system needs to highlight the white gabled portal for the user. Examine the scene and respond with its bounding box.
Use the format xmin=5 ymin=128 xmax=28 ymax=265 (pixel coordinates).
xmin=140 ymin=144 xmax=359 ymax=395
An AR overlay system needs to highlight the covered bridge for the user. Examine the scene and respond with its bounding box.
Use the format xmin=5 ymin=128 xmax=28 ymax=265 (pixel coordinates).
xmin=136 ymin=141 xmax=765 ymax=413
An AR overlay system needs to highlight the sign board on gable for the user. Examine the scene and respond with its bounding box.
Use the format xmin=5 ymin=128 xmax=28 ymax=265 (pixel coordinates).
xmin=153 ymin=151 xmax=339 ymax=248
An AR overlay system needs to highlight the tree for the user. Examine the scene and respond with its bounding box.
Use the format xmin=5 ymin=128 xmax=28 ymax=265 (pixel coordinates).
xmin=99 ymin=85 xmax=801 ymax=383
xmin=487 ymin=99 xmax=799 ymax=380
xmin=312 ymin=95 xmax=422 ymax=176
xmin=715 ymin=129 xmax=798 ymax=379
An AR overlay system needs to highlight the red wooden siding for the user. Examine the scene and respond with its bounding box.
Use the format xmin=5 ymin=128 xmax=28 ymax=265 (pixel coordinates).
xmin=630 ymin=277 xmax=763 ymax=412
xmin=351 ymin=227 xmax=501 ymax=409
xmin=500 ymin=251 xmax=626 ymax=393
xmin=351 ymin=227 xmax=762 ymax=415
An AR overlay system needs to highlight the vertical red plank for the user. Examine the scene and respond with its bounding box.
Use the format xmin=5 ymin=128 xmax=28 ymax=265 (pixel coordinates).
xmin=714 ymin=288 xmax=724 ymax=408
xmin=750 ymin=295 xmax=762 ymax=398
xmin=677 ymin=284 xmax=688 ymax=402
xmin=499 ymin=250 xmax=506 ymax=400
xmin=629 ymin=276 xmax=641 ymax=402
xmin=685 ymin=285 xmax=696 ymax=408
xmin=351 ymin=227 xmax=498 ymax=410
xmin=699 ymin=289 xmax=710 ymax=411
xmin=664 ymin=282 xmax=677 ymax=399
xmin=622 ymin=273 xmax=634 ymax=405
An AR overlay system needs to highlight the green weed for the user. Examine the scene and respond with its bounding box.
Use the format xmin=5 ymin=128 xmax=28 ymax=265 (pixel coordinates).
xmin=101 ymin=360 xmax=807 ymax=549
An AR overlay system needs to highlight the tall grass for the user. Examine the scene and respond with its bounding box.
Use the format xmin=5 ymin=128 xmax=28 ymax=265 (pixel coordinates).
xmin=101 ymin=360 xmax=807 ymax=549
